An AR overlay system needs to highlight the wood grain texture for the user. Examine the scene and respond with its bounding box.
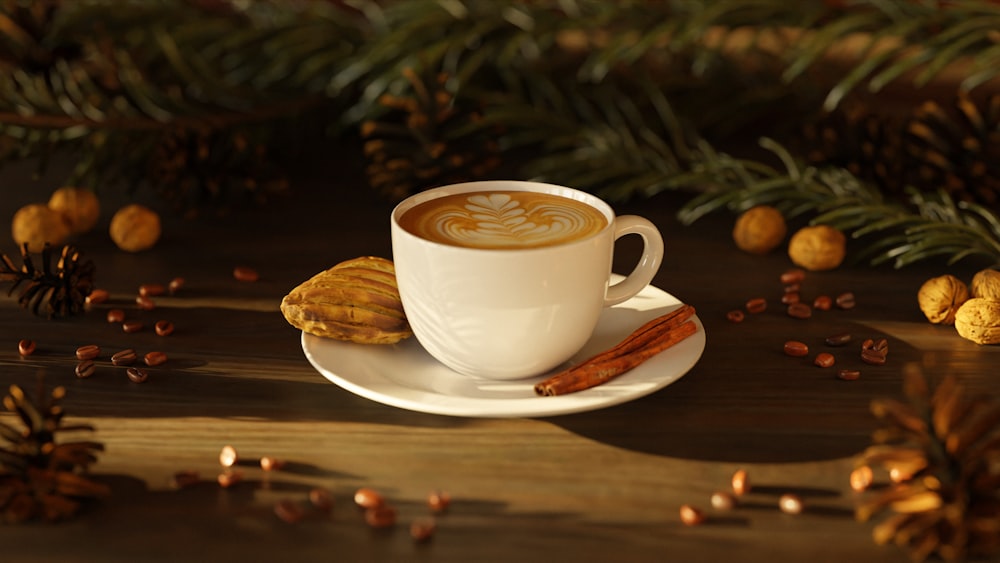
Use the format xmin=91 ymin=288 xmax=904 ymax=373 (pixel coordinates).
xmin=0 ymin=154 xmax=996 ymax=562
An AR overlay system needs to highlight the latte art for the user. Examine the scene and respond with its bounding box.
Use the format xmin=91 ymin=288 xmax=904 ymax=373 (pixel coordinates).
xmin=400 ymin=191 xmax=608 ymax=249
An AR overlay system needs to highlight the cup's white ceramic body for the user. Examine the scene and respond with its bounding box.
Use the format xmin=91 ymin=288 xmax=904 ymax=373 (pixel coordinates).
xmin=390 ymin=181 xmax=664 ymax=380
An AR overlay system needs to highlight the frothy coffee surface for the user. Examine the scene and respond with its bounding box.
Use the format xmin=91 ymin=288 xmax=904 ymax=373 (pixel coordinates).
xmin=399 ymin=191 xmax=608 ymax=249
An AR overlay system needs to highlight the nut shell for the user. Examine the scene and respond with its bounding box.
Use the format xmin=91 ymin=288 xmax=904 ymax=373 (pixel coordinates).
xmin=917 ymin=274 xmax=969 ymax=325
xmin=732 ymin=205 xmax=786 ymax=255
xmin=787 ymin=225 xmax=846 ymax=271
xmin=954 ymin=298 xmax=1000 ymax=345
xmin=970 ymin=268 xmax=1000 ymax=301
xmin=280 ymin=256 xmax=412 ymax=344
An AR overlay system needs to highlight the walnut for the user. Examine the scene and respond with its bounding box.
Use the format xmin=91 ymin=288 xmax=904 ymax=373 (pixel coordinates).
xmin=787 ymin=225 xmax=846 ymax=271
xmin=954 ymin=298 xmax=1000 ymax=345
xmin=109 ymin=204 xmax=161 ymax=252
xmin=11 ymin=203 xmax=70 ymax=253
xmin=917 ymin=274 xmax=970 ymax=325
xmin=48 ymin=186 xmax=100 ymax=235
xmin=970 ymin=268 xmax=1000 ymax=301
xmin=732 ymin=205 xmax=786 ymax=254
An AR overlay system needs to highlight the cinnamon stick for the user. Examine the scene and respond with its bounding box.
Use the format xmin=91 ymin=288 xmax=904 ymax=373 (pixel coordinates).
xmin=534 ymin=306 xmax=699 ymax=397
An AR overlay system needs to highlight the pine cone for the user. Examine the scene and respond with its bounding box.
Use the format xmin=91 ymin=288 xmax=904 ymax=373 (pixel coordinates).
xmin=360 ymin=67 xmax=502 ymax=201
xmin=0 ymin=243 xmax=95 ymax=319
xmin=854 ymin=364 xmax=1000 ymax=562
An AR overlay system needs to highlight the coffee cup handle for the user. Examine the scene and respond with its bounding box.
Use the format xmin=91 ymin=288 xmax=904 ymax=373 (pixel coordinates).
xmin=604 ymin=215 xmax=664 ymax=307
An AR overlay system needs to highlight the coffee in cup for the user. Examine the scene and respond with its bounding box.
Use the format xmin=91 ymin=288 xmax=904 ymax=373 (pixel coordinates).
xmin=391 ymin=181 xmax=664 ymax=380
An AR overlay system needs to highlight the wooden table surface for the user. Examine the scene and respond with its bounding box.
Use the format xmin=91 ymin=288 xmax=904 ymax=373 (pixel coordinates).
xmin=1 ymin=150 xmax=997 ymax=563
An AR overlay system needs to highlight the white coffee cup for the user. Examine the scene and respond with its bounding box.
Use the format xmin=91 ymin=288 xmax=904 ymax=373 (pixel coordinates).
xmin=390 ymin=180 xmax=664 ymax=380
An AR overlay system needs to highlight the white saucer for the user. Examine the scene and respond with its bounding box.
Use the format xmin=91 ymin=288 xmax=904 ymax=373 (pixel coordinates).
xmin=301 ymin=282 xmax=706 ymax=418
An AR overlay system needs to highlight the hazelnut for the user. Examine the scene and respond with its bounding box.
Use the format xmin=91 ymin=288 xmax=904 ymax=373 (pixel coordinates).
xmin=787 ymin=225 xmax=846 ymax=271
xmin=954 ymin=298 xmax=1000 ymax=345
xmin=970 ymin=268 xmax=1000 ymax=301
xmin=11 ymin=203 xmax=70 ymax=252
xmin=917 ymin=274 xmax=969 ymax=325
xmin=48 ymin=186 xmax=100 ymax=235
xmin=109 ymin=204 xmax=161 ymax=252
xmin=732 ymin=205 xmax=786 ymax=255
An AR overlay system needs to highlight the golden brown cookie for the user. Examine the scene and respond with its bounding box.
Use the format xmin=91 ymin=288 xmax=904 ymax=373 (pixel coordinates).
xmin=280 ymin=256 xmax=412 ymax=344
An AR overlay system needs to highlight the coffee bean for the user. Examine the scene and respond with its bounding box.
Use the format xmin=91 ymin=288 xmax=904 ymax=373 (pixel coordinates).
xmin=154 ymin=320 xmax=175 ymax=336
xmin=731 ymin=469 xmax=751 ymax=496
xmin=17 ymin=339 xmax=36 ymax=356
xmin=144 ymin=351 xmax=168 ymax=367
xmin=170 ymin=470 xmax=201 ymax=489
xmin=780 ymin=269 xmax=806 ymax=285
xmin=745 ymin=298 xmax=767 ymax=314
xmin=135 ymin=295 xmax=155 ymax=311
xmin=260 ymin=456 xmax=285 ymax=471
xmin=824 ymin=333 xmax=852 ymax=346
xmin=861 ymin=350 xmax=887 ymax=366
xmin=354 ymin=487 xmax=384 ymax=509
xmin=783 ymin=341 xmax=809 ymax=357
xmin=233 ymin=266 xmax=259 ymax=282
xmin=365 ymin=505 xmax=397 ymax=528
xmin=781 ymin=292 xmax=800 ymax=305
xmin=726 ymin=310 xmax=745 ymax=323
xmin=786 ymin=302 xmax=812 ymax=319
xmin=138 ymin=283 xmax=166 ymax=297
xmin=217 ymin=470 xmax=243 ymax=488
xmin=86 ymin=288 xmax=110 ymax=305
xmin=812 ymin=295 xmax=832 ymax=311
xmin=835 ymin=291 xmax=856 ymax=309
xmin=219 ymin=445 xmax=238 ymax=467
xmin=107 ymin=309 xmax=126 ymax=323
xmin=428 ymin=490 xmax=451 ymax=513
xmin=710 ymin=491 xmax=737 ymax=511
xmin=873 ymin=338 xmax=889 ymax=354
xmin=410 ymin=517 xmax=436 ymax=542
xmin=168 ymin=277 xmax=185 ymax=294
xmin=126 ymin=366 xmax=149 ymax=383
xmin=122 ymin=320 xmax=144 ymax=333
xmin=111 ymin=349 xmax=137 ymax=366
xmin=779 ymin=494 xmax=804 ymax=514
xmin=837 ymin=369 xmax=861 ymax=381
xmin=274 ymin=499 xmax=305 ymax=524
xmin=75 ymin=360 xmax=96 ymax=379
xmin=783 ymin=283 xmax=800 ymax=294
xmin=309 ymin=488 xmax=334 ymax=513
xmin=679 ymin=504 xmax=706 ymax=526
xmin=813 ymin=352 xmax=835 ymax=368
xmin=75 ymin=344 xmax=100 ymax=361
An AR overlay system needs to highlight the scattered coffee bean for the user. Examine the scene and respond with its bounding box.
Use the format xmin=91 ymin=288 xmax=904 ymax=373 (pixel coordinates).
xmin=170 ymin=470 xmax=201 ymax=489
xmin=731 ymin=469 xmax=751 ymax=496
xmin=219 ymin=445 xmax=239 ymax=467
xmin=780 ymin=268 xmax=806 ymax=285
xmin=835 ymin=292 xmax=856 ymax=309
xmin=781 ymin=292 xmax=800 ymax=305
xmin=107 ymin=309 xmax=126 ymax=323
xmin=154 ymin=320 xmax=175 ymax=336
xmin=778 ymin=494 xmax=804 ymax=514
xmin=259 ymin=456 xmax=285 ymax=471
xmin=217 ymin=470 xmax=243 ymax=488
xmin=837 ymin=369 xmax=861 ymax=381
xmin=861 ymin=350 xmax=887 ymax=366
xmin=410 ymin=517 xmax=436 ymax=542
xmin=168 ymin=277 xmax=185 ymax=294
xmin=745 ymin=298 xmax=767 ymax=314
xmin=233 ymin=266 xmax=259 ymax=282
xmin=122 ymin=320 xmax=144 ymax=333
xmin=126 ymin=366 xmax=149 ymax=383
xmin=428 ymin=490 xmax=451 ymax=513
xmin=274 ymin=499 xmax=305 ymax=524
xmin=813 ymin=352 xmax=835 ymax=368
xmin=75 ymin=344 xmax=100 ymax=361
xmin=710 ymin=491 xmax=737 ymax=511
xmin=873 ymin=338 xmax=888 ymax=354
xmin=365 ymin=505 xmax=397 ymax=528
xmin=135 ymin=295 xmax=155 ymax=311
xmin=786 ymin=302 xmax=812 ymax=319
xmin=850 ymin=466 xmax=874 ymax=492
xmin=309 ymin=487 xmax=334 ymax=513
xmin=75 ymin=360 xmax=96 ymax=379
xmin=138 ymin=283 xmax=166 ymax=297
xmin=354 ymin=487 xmax=384 ymax=509
xmin=86 ymin=288 xmax=110 ymax=305
xmin=679 ymin=504 xmax=706 ymax=526
xmin=783 ymin=283 xmax=800 ymax=294
xmin=812 ymin=295 xmax=832 ymax=311
xmin=17 ymin=339 xmax=36 ymax=357
xmin=824 ymin=333 xmax=852 ymax=346
xmin=783 ymin=341 xmax=809 ymax=357
xmin=111 ymin=349 xmax=137 ymax=366
xmin=726 ymin=310 xmax=745 ymax=323
xmin=144 ymin=351 xmax=168 ymax=367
